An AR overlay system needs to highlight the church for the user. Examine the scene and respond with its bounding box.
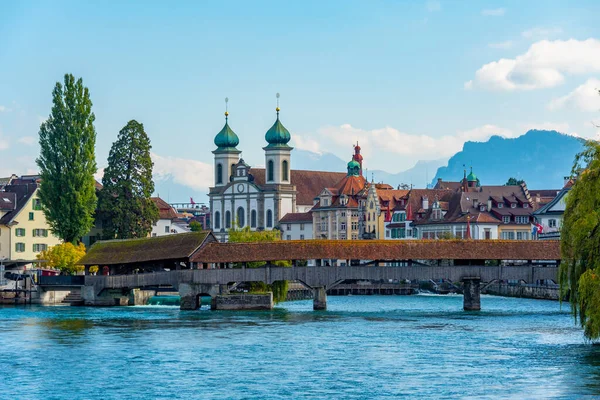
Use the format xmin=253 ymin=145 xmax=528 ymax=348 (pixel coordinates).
xmin=208 ymin=105 xmax=345 ymax=242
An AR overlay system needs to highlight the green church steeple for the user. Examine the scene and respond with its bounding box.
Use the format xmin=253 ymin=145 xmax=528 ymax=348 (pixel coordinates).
xmin=214 ymin=98 xmax=240 ymax=152
xmin=264 ymin=93 xmax=292 ymax=149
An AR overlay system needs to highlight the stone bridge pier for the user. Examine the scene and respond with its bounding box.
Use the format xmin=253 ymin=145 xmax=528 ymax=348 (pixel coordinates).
xmin=179 ymin=283 xmax=222 ymax=310
xmin=463 ymin=277 xmax=481 ymax=311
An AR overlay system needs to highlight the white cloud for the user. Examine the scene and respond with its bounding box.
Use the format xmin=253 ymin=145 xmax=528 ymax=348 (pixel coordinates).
xmin=291 ymin=135 xmax=322 ymax=155
xmin=312 ymin=123 xmax=515 ymax=170
xmin=426 ymin=1 xmax=441 ymax=12
xmin=0 ymin=127 xmax=9 ymax=150
xmin=522 ymin=27 xmax=563 ymax=39
xmin=488 ymin=41 xmax=513 ymax=49
xmin=465 ymin=39 xmax=600 ymax=91
xmin=17 ymin=136 xmax=36 ymax=146
xmin=482 ymin=8 xmax=505 ymax=16
xmin=548 ymin=78 xmax=600 ymax=112
xmin=151 ymin=153 xmax=213 ymax=192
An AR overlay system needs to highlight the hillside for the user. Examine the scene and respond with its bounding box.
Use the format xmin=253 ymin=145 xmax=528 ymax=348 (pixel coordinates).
xmin=432 ymin=130 xmax=584 ymax=189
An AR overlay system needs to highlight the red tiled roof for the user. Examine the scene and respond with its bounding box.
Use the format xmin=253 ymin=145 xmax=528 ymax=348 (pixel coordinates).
xmin=192 ymin=239 xmax=561 ymax=263
xmin=151 ymin=197 xmax=178 ymax=220
xmin=336 ymin=175 xmax=367 ymax=195
xmin=280 ymin=212 xmax=313 ymax=223
xmin=249 ymin=168 xmax=346 ymax=205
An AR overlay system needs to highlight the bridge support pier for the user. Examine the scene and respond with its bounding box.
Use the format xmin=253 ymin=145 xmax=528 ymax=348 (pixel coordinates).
xmin=313 ymin=286 xmax=327 ymax=310
xmin=463 ymin=277 xmax=481 ymax=311
xmin=179 ymin=283 xmax=220 ymax=310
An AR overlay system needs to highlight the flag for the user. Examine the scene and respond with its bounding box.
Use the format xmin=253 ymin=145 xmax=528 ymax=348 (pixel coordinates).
xmin=190 ymin=197 xmax=195 ymax=205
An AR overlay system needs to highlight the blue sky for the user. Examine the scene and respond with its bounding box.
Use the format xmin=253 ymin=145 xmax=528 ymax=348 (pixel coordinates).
xmin=1 ymin=0 xmax=599 ymax=199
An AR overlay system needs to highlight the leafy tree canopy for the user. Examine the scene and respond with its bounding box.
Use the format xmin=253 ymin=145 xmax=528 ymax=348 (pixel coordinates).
xmin=505 ymin=177 xmax=525 ymax=186
xmin=36 ymin=242 xmax=87 ymax=275
xmin=228 ymin=226 xmax=290 ymax=302
xmin=36 ymin=74 xmax=97 ymax=243
xmin=189 ymin=221 xmax=203 ymax=232
xmin=98 ymin=120 xmax=159 ymax=239
xmin=560 ymin=140 xmax=600 ymax=340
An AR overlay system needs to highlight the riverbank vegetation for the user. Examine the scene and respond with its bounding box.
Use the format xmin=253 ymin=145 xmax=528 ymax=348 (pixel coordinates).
xmin=36 ymin=242 xmax=87 ymax=275
xmin=561 ymin=139 xmax=600 ymax=340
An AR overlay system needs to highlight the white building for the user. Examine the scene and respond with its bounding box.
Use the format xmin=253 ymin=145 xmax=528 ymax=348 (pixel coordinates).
xmin=208 ymin=107 xmax=344 ymax=242
xmin=280 ymin=212 xmax=313 ymax=240
xmin=533 ymin=179 xmax=572 ymax=239
xmin=150 ymin=197 xmax=179 ymax=237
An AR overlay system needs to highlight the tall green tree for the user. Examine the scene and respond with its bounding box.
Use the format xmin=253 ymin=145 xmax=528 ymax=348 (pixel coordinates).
xmin=560 ymin=140 xmax=600 ymax=340
xmin=505 ymin=177 xmax=524 ymax=186
xmin=36 ymin=74 xmax=97 ymax=243
xmin=99 ymin=120 xmax=159 ymax=239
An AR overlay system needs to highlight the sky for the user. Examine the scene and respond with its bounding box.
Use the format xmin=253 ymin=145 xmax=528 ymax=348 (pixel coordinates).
xmin=1 ymin=0 xmax=599 ymax=201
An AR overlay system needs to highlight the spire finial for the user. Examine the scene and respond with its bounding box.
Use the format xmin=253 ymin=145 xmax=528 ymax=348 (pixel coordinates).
xmin=224 ymin=97 xmax=229 ymax=120
xmin=276 ymin=92 xmax=280 ymax=116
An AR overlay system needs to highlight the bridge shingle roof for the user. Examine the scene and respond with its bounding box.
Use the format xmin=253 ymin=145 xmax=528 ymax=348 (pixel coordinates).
xmin=192 ymin=239 xmax=560 ymax=263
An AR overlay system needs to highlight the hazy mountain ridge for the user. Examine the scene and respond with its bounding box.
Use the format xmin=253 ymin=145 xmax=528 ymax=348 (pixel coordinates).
xmin=432 ymin=130 xmax=584 ymax=189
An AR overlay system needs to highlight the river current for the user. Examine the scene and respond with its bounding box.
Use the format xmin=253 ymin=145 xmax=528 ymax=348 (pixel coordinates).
xmin=1 ymin=295 xmax=599 ymax=399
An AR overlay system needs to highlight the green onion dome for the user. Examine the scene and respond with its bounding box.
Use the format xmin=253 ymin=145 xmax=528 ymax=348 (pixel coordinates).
xmin=264 ymin=109 xmax=291 ymax=148
xmin=467 ymin=169 xmax=477 ymax=182
xmin=214 ymin=113 xmax=239 ymax=151
xmin=347 ymin=159 xmax=360 ymax=176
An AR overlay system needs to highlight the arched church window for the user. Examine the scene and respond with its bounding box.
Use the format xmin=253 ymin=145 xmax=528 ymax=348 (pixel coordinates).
xmin=267 ymin=160 xmax=274 ymax=182
xmin=214 ymin=211 xmax=221 ymax=229
xmin=251 ymin=210 xmax=257 ymax=228
xmin=282 ymin=160 xmax=288 ymax=182
xmin=225 ymin=211 xmax=231 ymax=229
xmin=266 ymin=209 xmax=273 ymax=228
xmin=237 ymin=207 xmax=245 ymax=228
xmin=231 ymin=164 xmax=235 ymax=181
xmin=217 ymin=164 xmax=223 ymax=184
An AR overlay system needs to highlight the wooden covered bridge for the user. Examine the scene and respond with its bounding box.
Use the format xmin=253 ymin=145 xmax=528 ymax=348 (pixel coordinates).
xmin=79 ymin=232 xmax=561 ymax=311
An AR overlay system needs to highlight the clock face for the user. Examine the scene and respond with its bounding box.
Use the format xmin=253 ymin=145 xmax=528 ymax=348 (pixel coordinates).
xmin=237 ymin=184 xmax=244 ymax=193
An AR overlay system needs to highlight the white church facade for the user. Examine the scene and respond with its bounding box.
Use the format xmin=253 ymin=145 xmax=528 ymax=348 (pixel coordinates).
xmin=208 ymin=106 xmax=344 ymax=242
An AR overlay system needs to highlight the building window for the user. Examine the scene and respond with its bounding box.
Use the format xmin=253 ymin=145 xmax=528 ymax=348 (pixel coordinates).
xmin=515 ymin=216 xmax=529 ymax=224
xmin=286 ymin=224 xmax=291 ymax=231
xmin=15 ymin=228 xmax=26 ymax=237
xmin=340 ymin=222 xmax=346 ymax=231
xmin=516 ymin=231 xmax=529 ymax=240
xmin=341 ymin=212 xmax=346 ymax=217
xmin=32 ymin=198 xmax=42 ymax=210
xmin=498 ymin=203 xmax=503 ymax=208
xmin=216 ymin=164 xmax=223 ymax=184
xmin=503 ymin=216 xmax=510 ymax=224
xmin=286 ymin=235 xmax=291 ymax=240
xmin=29 ymin=212 xmax=34 ymax=221
xmin=351 ymin=221 xmax=358 ymax=230
xmin=33 ymin=229 xmax=48 ymax=237
xmin=165 ymin=225 xmax=170 ymax=233
xmin=225 ymin=211 xmax=231 ymax=229
xmin=300 ymin=234 xmax=305 ymax=240
xmin=386 ymin=230 xmax=390 ymax=238
xmin=266 ymin=210 xmax=273 ymax=228
xmin=15 ymin=242 xmax=25 ymax=252
xmin=152 ymin=233 xmax=157 ymax=237
xmin=237 ymin=207 xmax=245 ymax=227
xmin=300 ymin=223 xmax=305 ymax=231
xmin=523 ymin=203 xmax=529 ymax=208
xmin=33 ymin=243 xmax=48 ymax=252
xmin=267 ymin=160 xmax=274 ymax=182
xmin=501 ymin=231 xmax=515 ymax=240
xmin=282 ymin=160 xmax=289 ymax=181
xmin=549 ymin=219 xmax=557 ymax=228
xmin=214 ymin=211 xmax=221 ymax=230
xmin=511 ymin=203 xmax=516 ymax=208
xmin=231 ymin=164 xmax=235 ymax=180
xmin=251 ymin=210 xmax=257 ymax=228
xmin=352 ymin=233 xmax=358 ymax=240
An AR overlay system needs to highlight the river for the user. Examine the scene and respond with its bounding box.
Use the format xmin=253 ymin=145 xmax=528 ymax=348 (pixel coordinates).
xmin=1 ymin=295 xmax=599 ymax=399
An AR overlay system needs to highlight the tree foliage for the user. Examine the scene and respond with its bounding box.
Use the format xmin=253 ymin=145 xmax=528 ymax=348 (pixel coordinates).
xmin=36 ymin=74 xmax=97 ymax=243
xmin=560 ymin=140 xmax=600 ymax=340
xmin=36 ymin=242 xmax=87 ymax=275
xmin=189 ymin=221 xmax=203 ymax=232
xmin=228 ymin=226 xmax=290 ymax=302
xmin=98 ymin=120 xmax=159 ymax=239
xmin=505 ymin=177 xmax=524 ymax=186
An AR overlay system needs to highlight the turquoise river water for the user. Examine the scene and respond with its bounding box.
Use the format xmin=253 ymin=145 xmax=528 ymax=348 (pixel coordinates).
xmin=1 ymin=295 xmax=599 ymax=399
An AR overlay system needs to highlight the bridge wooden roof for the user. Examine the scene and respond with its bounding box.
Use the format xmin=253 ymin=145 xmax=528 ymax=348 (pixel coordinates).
xmin=192 ymin=240 xmax=560 ymax=263
xmin=79 ymin=231 xmax=216 ymax=266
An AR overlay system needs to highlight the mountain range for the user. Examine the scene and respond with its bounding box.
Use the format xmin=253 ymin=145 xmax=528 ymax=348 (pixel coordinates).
xmin=153 ymin=129 xmax=585 ymax=203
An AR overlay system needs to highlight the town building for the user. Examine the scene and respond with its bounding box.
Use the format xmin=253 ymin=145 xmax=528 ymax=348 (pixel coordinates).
xmin=208 ymin=106 xmax=344 ymax=242
xmin=533 ymin=178 xmax=573 ymax=240
xmin=280 ymin=212 xmax=313 ymax=240
xmin=0 ymin=176 xmax=61 ymax=264
xmin=360 ymin=183 xmax=408 ymax=239
xmin=150 ymin=197 xmax=180 ymax=236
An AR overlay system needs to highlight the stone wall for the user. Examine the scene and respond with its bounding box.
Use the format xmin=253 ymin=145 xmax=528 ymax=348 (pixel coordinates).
xmin=212 ymin=293 xmax=273 ymax=310
xmin=483 ymin=284 xmax=560 ymax=300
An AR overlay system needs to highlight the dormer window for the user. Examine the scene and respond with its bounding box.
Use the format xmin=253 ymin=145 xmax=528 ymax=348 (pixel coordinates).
xmin=511 ymin=203 xmax=516 ymax=208
xmin=523 ymin=203 xmax=529 ymax=208
xmin=498 ymin=203 xmax=503 ymax=208
xmin=480 ymin=205 xmax=485 ymax=212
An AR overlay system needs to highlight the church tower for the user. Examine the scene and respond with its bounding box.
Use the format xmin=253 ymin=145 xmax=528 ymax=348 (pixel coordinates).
xmin=212 ymin=99 xmax=241 ymax=187
xmin=263 ymin=94 xmax=292 ymax=185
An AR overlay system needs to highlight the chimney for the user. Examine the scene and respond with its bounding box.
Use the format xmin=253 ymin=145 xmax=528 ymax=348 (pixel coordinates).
xmin=564 ymin=176 xmax=570 ymax=186
xmin=487 ymin=199 xmax=492 ymax=212
xmin=536 ymin=193 xmax=541 ymax=203
xmin=422 ymin=196 xmax=429 ymax=210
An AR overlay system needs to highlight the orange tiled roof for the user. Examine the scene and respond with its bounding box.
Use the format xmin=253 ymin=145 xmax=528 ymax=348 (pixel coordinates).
xmin=151 ymin=197 xmax=178 ymax=220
